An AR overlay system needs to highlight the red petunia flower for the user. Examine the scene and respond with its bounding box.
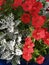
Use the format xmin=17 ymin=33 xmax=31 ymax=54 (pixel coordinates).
xmin=32 ymin=15 xmax=46 ymax=29
xmin=32 ymin=28 xmax=46 ymax=40
xmin=35 ymin=2 xmax=43 ymax=10
xmin=12 ymin=0 xmax=22 ymax=9
xmin=23 ymin=42 xmax=34 ymax=53
xmin=23 ymin=37 xmax=35 ymax=53
xmin=21 ymin=13 xmax=31 ymax=24
xmin=36 ymin=55 xmax=45 ymax=64
xmin=22 ymin=37 xmax=35 ymax=61
xmin=25 ymin=37 xmax=32 ymax=43
xmin=46 ymin=0 xmax=49 ymax=2
xmin=29 ymin=6 xmax=39 ymax=16
xmin=43 ymin=32 xmax=49 ymax=46
xmin=29 ymin=1 xmax=43 ymax=16
xmin=25 ymin=0 xmax=36 ymax=1
xmin=22 ymin=1 xmax=32 ymax=11
xmin=0 ymin=0 xmax=6 ymax=6
xmin=22 ymin=52 xmax=32 ymax=61
xmin=21 ymin=0 xmax=36 ymax=12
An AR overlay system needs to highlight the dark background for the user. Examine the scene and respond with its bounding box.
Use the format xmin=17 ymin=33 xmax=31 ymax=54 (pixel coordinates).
xmin=0 ymin=55 xmax=49 ymax=65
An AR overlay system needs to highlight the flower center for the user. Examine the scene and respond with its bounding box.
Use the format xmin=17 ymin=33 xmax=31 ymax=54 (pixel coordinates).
xmin=37 ymin=33 xmax=40 ymax=35
xmin=47 ymin=38 xmax=49 ymax=41
xmin=28 ymin=46 xmax=30 ymax=48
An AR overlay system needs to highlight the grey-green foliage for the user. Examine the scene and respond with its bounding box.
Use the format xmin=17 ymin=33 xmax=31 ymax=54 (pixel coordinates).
xmin=0 ymin=13 xmax=22 ymax=65
xmin=43 ymin=2 xmax=49 ymax=18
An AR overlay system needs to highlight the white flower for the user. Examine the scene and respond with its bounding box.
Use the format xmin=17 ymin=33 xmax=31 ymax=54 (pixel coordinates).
xmin=15 ymin=49 xmax=22 ymax=56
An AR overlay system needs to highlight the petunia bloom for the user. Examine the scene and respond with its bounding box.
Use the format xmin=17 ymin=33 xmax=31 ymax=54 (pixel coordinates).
xmin=22 ymin=37 xmax=35 ymax=61
xmin=32 ymin=15 xmax=46 ymax=29
xmin=12 ymin=0 xmax=22 ymax=9
xmin=21 ymin=13 xmax=31 ymax=24
xmin=32 ymin=28 xmax=46 ymax=40
xmin=0 ymin=0 xmax=6 ymax=6
xmin=36 ymin=55 xmax=45 ymax=64
xmin=43 ymin=32 xmax=49 ymax=46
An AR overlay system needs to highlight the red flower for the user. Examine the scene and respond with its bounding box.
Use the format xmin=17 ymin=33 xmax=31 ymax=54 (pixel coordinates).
xmin=43 ymin=32 xmax=49 ymax=46
xmin=25 ymin=0 xmax=36 ymax=1
xmin=23 ymin=42 xmax=34 ymax=53
xmin=32 ymin=15 xmax=46 ymax=29
xmin=36 ymin=55 xmax=45 ymax=64
xmin=21 ymin=0 xmax=36 ymax=11
xmin=22 ymin=37 xmax=35 ymax=61
xmin=23 ymin=37 xmax=35 ymax=53
xmin=21 ymin=13 xmax=30 ymax=24
xmin=22 ymin=52 xmax=32 ymax=61
xmin=25 ymin=37 xmax=32 ymax=43
xmin=29 ymin=6 xmax=39 ymax=16
xmin=0 ymin=0 xmax=6 ymax=6
xmin=46 ymin=0 xmax=49 ymax=2
xmin=32 ymin=28 xmax=46 ymax=40
xmin=12 ymin=0 xmax=22 ymax=9
xmin=29 ymin=2 xmax=43 ymax=16
xmin=35 ymin=2 xmax=43 ymax=10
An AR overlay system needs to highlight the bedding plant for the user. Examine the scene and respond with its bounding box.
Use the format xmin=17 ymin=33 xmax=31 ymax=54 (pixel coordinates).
xmin=0 ymin=0 xmax=49 ymax=65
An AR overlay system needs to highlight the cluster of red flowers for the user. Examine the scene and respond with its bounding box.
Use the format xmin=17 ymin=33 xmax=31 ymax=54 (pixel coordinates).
xmin=22 ymin=37 xmax=45 ymax=64
xmin=21 ymin=0 xmax=44 ymax=24
xmin=19 ymin=0 xmax=49 ymax=46
xmin=32 ymin=28 xmax=49 ymax=46
xmin=32 ymin=28 xmax=46 ymax=40
xmin=20 ymin=0 xmax=48 ymax=64
xmin=22 ymin=37 xmax=35 ymax=61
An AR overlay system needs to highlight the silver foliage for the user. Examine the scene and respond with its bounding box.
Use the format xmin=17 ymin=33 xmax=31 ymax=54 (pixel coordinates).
xmin=0 ymin=13 xmax=22 ymax=65
xmin=43 ymin=1 xmax=49 ymax=17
